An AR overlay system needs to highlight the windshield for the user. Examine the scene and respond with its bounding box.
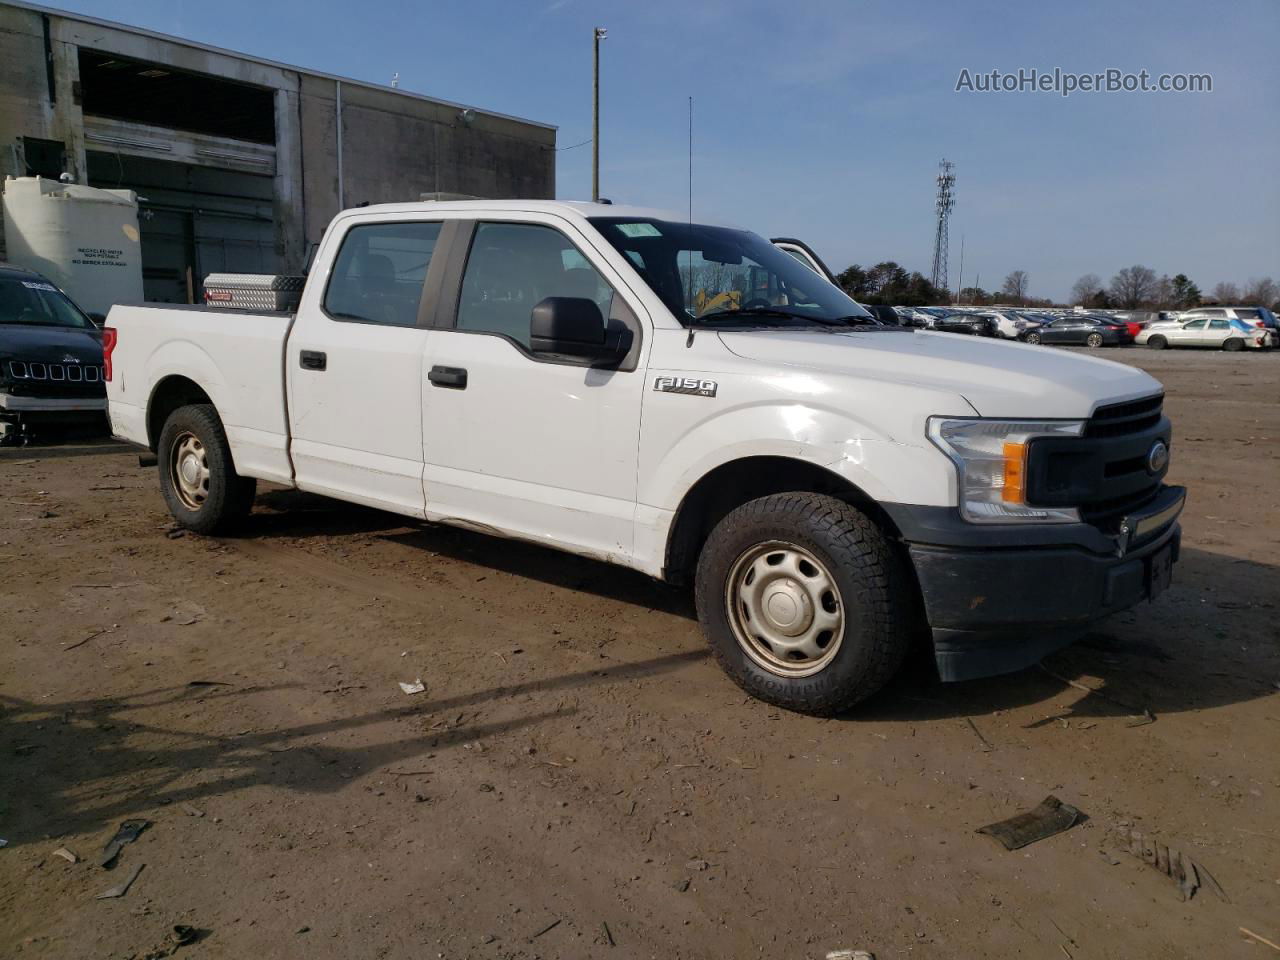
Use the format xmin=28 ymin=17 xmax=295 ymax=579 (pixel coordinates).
xmin=0 ymin=276 xmax=94 ymax=329
xmin=588 ymin=218 xmax=871 ymax=326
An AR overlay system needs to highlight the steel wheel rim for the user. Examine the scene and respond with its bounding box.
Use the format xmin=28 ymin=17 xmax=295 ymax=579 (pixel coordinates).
xmin=725 ymin=540 xmax=845 ymax=678
xmin=170 ymin=432 xmax=210 ymax=510
xmin=1087 ymin=333 xmax=1103 ymax=347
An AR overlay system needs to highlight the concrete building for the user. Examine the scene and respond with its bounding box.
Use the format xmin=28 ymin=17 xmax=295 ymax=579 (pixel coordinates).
xmin=0 ymin=1 xmax=556 ymax=301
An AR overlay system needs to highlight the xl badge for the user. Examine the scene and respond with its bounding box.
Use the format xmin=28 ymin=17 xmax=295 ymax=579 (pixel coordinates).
xmin=654 ymin=375 xmax=717 ymax=398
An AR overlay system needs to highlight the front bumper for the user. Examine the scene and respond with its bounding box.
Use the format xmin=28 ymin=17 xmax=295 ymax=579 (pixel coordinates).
xmin=0 ymin=393 xmax=107 ymax=412
xmin=884 ymin=484 xmax=1185 ymax=682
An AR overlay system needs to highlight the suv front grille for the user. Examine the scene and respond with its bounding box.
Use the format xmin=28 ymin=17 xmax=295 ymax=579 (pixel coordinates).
xmin=8 ymin=359 xmax=104 ymax=383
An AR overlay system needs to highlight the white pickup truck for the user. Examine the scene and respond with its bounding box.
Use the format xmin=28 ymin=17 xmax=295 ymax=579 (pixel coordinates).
xmin=106 ymin=200 xmax=1184 ymax=714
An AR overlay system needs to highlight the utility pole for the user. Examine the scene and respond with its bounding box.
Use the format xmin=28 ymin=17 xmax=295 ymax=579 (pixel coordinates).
xmin=592 ymin=26 xmax=607 ymax=201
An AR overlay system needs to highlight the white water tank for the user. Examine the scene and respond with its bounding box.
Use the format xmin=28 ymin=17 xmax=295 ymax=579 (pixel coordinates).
xmin=2 ymin=176 xmax=144 ymax=316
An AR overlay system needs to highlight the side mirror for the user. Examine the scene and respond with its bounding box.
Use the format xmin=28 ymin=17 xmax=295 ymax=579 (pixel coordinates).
xmin=530 ymin=297 xmax=623 ymax=362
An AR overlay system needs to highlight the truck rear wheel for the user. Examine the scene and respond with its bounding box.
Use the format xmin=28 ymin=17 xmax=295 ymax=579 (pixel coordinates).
xmin=158 ymin=403 xmax=256 ymax=535
xmin=694 ymin=493 xmax=913 ymax=715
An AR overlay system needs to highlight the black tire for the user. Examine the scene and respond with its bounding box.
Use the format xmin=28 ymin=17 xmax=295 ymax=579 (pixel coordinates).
xmin=157 ymin=403 xmax=256 ymax=535
xmin=1085 ymin=332 xmax=1104 ymax=348
xmin=1223 ymin=337 xmax=1244 ymax=352
xmin=694 ymin=493 xmax=915 ymax=715
xmin=1147 ymin=335 xmax=1167 ymax=350
xmin=1025 ymin=332 xmax=1042 ymax=345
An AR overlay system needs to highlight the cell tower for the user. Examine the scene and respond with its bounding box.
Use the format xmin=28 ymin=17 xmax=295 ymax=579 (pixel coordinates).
xmin=929 ymin=159 xmax=956 ymax=293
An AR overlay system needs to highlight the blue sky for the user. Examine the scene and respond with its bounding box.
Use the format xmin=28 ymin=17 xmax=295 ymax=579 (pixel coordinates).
xmin=53 ymin=0 xmax=1279 ymax=300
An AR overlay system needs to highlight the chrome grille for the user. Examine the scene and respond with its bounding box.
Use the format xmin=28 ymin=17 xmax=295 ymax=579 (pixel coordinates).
xmin=8 ymin=360 xmax=104 ymax=382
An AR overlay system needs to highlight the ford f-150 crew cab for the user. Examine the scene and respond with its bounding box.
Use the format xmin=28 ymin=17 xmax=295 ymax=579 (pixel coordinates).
xmin=105 ymin=200 xmax=1185 ymax=715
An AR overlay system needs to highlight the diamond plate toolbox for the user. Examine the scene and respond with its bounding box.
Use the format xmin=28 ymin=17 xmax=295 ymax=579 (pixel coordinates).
xmin=203 ymin=273 xmax=305 ymax=312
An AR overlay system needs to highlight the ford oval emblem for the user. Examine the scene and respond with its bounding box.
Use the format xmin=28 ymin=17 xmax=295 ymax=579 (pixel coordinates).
xmin=1147 ymin=440 xmax=1169 ymax=474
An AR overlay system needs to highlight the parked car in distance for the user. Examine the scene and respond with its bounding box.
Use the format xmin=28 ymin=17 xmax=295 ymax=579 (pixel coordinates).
xmin=770 ymin=237 xmax=837 ymax=285
xmin=863 ymin=304 xmax=901 ymax=325
xmin=0 ymin=262 xmax=108 ymax=444
xmin=931 ymin=312 xmax=996 ymax=336
xmin=1179 ymin=306 xmax=1277 ymax=333
xmin=1022 ymin=315 xmax=1133 ymax=348
xmin=1136 ymin=316 xmax=1269 ymax=351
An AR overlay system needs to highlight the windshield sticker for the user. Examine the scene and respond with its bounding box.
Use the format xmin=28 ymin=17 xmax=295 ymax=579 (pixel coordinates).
xmin=616 ymin=223 xmax=662 ymax=238
xmin=21 ymin=281 xmax=57 ymax=292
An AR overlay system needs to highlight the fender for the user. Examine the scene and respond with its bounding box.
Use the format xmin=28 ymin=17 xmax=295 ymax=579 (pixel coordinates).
xmin=143 ymin=333 xmax=293 ymax=484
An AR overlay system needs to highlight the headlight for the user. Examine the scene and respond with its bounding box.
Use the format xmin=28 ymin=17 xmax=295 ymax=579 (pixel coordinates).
xmin=928 ymin=417 xmax=1086 ymax=523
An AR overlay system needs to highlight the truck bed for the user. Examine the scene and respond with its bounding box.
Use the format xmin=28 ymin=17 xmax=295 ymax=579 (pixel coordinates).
xmin=105 ymin=303 xmax=295 ymax=485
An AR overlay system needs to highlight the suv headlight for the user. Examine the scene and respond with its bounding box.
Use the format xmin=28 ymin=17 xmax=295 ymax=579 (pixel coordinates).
xmin=928 ymin=417 xmax=1086 ymax=523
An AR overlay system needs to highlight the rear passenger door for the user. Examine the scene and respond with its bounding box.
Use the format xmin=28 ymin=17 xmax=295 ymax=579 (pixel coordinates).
xmin=1204 ymin=318 xmax=1231 ymax=346
xmin=286 ymin=217 xmax=443 ymax=518
xmin=420 ymin=215 xmax=647 ymax=562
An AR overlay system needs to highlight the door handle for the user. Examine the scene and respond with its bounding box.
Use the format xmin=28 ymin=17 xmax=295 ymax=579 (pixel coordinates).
xmin=428 ymin=365 xmax=467 ymax=389
xmin=299 ymin=350 xmax=327 ymax=371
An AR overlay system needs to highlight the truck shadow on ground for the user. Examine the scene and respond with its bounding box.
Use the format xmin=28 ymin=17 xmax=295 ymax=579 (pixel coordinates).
xmin=0 ymin=650 xmax=707 ymax=849
xmin=241 ymin=493 xmax=1277 ymax=724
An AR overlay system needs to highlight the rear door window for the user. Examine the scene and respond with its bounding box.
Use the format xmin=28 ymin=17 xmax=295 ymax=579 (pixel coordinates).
xmin=324 ymin=221 xmax=442 ymax=327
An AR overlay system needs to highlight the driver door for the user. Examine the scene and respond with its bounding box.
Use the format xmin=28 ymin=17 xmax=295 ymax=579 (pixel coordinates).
xmin=420 ymin=216 xmax=648 ymax=562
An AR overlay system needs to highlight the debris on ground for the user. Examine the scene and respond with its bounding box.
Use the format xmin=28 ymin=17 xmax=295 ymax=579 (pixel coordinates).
xmin=1239 ymin=928 xmax=1280 ymax=953
xmin=977 ymin=795 xmax=1083 ymax=850
xmin=601 ymin=920 xmax=615 ymax=946
xmin=964 ymin=716 xmax=994 ymax=751
xmin=64 ymin=626 xmax=113 ymax=651
xmin=1038 ymin=665 xmax=1156 ymax=726
xmin=685 ymin=858 xmax=710 ymax=871
xmin=181 ymin=804 xmax=205 ymax=818
xmin=826 ymin=951 xmax=875 ymax=960
xmin=52 ymin=847 xmax=79 ymax=863
xmin=398 ymin=679 xmax=426 ymax=695
xmin=1111 ymin=825 xmax=1228 ymax=902
xmin=97 ymin=819 xmax=151 ymax=868
xmin=530 ymin=917 xmax=561 ymax=940
xmin=95 ymin=863 xmax=144 ymax=899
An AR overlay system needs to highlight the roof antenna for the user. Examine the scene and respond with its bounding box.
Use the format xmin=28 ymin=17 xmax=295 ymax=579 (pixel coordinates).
xmin=686 ymin=95 xmax=695 ymax=348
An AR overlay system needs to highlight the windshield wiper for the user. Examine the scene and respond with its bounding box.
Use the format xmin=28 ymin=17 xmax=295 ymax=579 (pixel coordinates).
xmin=690 ymin=306 xmax=848 ymax=327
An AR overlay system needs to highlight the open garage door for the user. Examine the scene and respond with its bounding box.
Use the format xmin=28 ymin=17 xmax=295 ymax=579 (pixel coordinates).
xmin=87 ymin=152 xmax=275 ymax=303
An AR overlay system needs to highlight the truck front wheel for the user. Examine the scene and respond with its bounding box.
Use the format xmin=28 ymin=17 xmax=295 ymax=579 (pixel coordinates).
xmin=694 ymin=493 xmax=914 ymax=715
xmin=157 ymin=403 xmax=256 ymax=535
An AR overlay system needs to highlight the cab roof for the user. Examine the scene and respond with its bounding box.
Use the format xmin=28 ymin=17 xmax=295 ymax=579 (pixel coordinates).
xmin=338 ymin=199 xmax=742 ymax=229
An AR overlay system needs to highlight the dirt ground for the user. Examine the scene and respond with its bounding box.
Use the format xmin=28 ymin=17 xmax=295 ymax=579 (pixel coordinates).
xmin=1 ymin=346 xmax=1278 ymax=959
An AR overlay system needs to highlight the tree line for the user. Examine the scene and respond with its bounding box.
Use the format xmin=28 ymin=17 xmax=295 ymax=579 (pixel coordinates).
xmin=1069 ymin=269 xmax=1279 ymax=311
xmin=833 ymin=260 xmax=1280 ymax=311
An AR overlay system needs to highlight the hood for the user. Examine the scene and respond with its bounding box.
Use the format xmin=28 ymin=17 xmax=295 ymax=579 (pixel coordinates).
xmin=717 ymin=328 xmax=1161 ymax=419
xmin=0 ymin=324 xmax=104 ymax=364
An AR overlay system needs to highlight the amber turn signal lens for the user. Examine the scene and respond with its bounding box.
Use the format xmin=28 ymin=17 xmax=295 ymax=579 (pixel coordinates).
xmin=1001 ymin=442 xmax=1026 ymax=503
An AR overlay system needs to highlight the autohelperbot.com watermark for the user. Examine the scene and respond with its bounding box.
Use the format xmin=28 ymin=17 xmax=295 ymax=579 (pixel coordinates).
xmin=955 ymin=67 xmax=1212 ymax=97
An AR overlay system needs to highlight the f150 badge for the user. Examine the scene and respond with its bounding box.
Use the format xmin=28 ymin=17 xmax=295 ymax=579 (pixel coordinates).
xmin=654 ymin=375 xmax=717 ymax=398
